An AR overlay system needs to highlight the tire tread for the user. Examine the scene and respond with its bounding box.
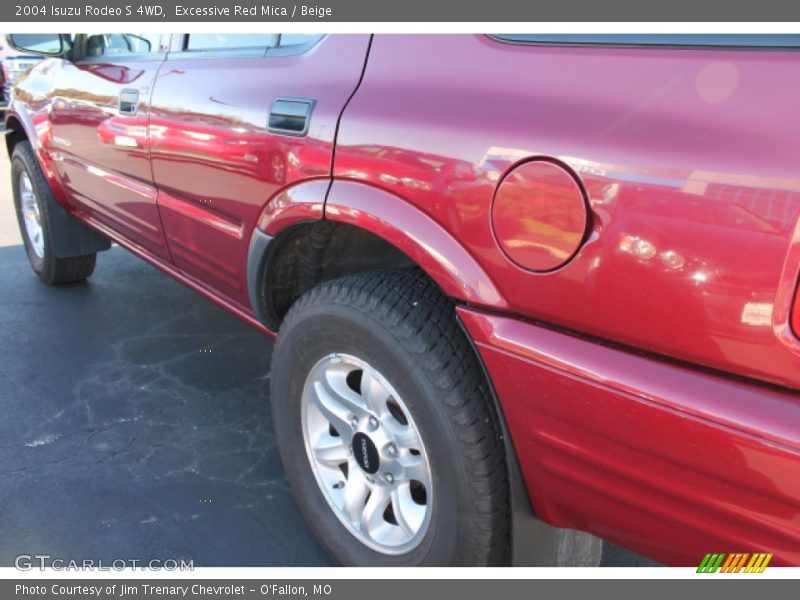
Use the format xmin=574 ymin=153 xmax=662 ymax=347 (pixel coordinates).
xmin=282 ymin=268 xmax=511 ymax=565
xmin=12 ymin=141 xmax=96 ymax=285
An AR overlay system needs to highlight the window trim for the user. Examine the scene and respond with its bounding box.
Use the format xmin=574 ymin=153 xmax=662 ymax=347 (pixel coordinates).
xmin=267 ymin=34 xmax=325 ymax=57
xmin=167 ymin=46 xmax=271 ymax=60
xmin=488 ymin=34 xmax=800 ymax=50
xmin=178 ymin=33 xmax=278 ymax=58
xmin=164 ymin=34 xmax=325 ymax=61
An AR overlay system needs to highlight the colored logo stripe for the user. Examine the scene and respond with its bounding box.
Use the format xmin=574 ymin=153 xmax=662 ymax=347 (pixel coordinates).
xmin=697 ymin=553 xmax=725 ymax=573
xmin=745 ymin=553 xmax=773 ymax=573
xmin=697 ymin=553 xmax=772 ymax=573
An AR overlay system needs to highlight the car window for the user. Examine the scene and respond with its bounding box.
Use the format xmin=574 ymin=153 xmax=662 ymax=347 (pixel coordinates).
xmin=85 ymin=34 xmax=162 ymax=57
xmin=185 ymin=34 xmax=279 ymax=52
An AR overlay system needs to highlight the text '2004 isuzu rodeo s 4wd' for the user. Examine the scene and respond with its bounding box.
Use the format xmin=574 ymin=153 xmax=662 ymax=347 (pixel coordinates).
xmin=5 ymin=33 xmax=800 ymax=567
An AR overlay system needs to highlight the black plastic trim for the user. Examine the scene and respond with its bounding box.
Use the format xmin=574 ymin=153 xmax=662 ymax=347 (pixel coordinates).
xmin=247 ymin=227 xmax=275 ymax=326
xmin=48 ymin=196 xmax=112 ymax=258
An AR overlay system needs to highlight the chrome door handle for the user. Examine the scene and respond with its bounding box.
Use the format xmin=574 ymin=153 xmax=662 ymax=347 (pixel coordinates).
xmin=268 ymin=97 xmax=315 ymax=136
xmin=119 ymin=89 xmax=139 ymax=115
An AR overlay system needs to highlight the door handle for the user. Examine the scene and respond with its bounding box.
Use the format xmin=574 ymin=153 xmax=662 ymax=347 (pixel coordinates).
xmin=119 ymin=88 xmax=139 ymax=115
xmin=268 ymin=97 xmax=316 ymax=136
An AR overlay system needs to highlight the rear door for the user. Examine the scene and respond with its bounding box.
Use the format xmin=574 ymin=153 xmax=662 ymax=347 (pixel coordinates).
xmin=49 ymin=34 xmax=171 ymax=259
xmin=148 ymin=34 xmax=371 ymax=307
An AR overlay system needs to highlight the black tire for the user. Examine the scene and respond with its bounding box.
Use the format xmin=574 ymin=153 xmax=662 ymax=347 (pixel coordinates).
xmin=271 ymin=268 xmax=510 ymax=566
xmin=11 ymin=141 xmax=96 ymax=284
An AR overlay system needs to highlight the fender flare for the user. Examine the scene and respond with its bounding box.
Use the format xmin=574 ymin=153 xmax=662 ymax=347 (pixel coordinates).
xmin=6 ymin=103 xmax=111 ymax=258
xmin=4 ymin=101 xmax=44 ymax=155
xmin=247 ymin=179 xmax=329 ymax=324
xmin=5 ymin=100 xmax=69 ymax=207
xmin=247 ymin=178 xmax=508 ymax=324
xmin=255 ymin=178 xmax=329 ymax=236
xmin=324 ymin=180 xmax=508 ymax=310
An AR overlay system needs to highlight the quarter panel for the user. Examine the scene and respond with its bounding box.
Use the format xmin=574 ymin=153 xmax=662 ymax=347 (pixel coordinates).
xmin=336 ymin=34 xmax=800 ymax=389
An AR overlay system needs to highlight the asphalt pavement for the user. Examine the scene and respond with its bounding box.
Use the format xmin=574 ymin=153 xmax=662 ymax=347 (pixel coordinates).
xmin=0 ymin=149 xmax=656 ymax=567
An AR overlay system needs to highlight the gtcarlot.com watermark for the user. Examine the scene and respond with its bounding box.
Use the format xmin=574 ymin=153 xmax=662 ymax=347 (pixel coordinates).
xmin=15 ymin=554 xmax=194 ymax=571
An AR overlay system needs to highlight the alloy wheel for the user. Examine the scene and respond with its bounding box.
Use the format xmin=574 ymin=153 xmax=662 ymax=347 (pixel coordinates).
xmin=301 ymin=353 xmax=433 ymax=555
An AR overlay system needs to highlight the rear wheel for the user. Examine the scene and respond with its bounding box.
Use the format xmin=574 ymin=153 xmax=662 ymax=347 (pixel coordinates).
xmin=11 ymin=141 xmax=96 ymax=284
xmin=270 ymin=269 xmax=510 ymax=566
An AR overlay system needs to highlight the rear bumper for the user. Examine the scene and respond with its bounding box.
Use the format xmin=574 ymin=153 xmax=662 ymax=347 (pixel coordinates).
xmin=457 ymin=306 xmax=800 ymax=567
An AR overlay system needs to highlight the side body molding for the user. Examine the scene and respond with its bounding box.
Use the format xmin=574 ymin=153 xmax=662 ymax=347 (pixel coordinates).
xmin=324 ymin=180 xmax=508 ymax=310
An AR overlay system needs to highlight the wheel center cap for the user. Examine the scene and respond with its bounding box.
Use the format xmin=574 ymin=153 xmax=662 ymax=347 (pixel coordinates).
xmin=352 ymin=432 xmax=380 ymax=474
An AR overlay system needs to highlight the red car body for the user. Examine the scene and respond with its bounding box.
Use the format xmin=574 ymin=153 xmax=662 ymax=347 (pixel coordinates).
xmin=6 ymin=33 xmax=800 ymax=566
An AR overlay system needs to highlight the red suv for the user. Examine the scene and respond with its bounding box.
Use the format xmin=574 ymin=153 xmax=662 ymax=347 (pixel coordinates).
xmin=6 ymin=33 xmax=800 ymax=567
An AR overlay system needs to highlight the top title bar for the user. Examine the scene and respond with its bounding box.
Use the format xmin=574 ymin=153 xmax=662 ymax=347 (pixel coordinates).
xmin=4 ymin=0 xmax=800 ymax=22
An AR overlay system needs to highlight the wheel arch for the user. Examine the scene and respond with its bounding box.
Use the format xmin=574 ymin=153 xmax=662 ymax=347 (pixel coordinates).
xmin=5 ymin=102 xmax=46 ymax=162
xmin=4 ymin=114 xmax=30 ymax=158
xmin=248 ymin=178 xmax=508 ymax=332
xmin=5 ymin=103 xmax=72 ymax=210
xmin=324 ymin=180 xmax=507 ymax=311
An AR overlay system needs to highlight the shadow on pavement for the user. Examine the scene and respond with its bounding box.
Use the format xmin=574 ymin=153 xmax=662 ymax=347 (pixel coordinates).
xmin=0 ymin=243 xmax=657 ymax=567
xmin=0 ymin=244 xmax=331 ymax=567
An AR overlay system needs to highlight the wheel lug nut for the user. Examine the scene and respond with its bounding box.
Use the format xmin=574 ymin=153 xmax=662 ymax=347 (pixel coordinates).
xmin=383 ymin=473 xmax=394 ymax=484
xmin=368 ymin=417 xmax=379 ymax=431
xmin=386 ymin=444 xmax=397 ymax=456
xmin=350 ymin=417 xmax=359 ymax=428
